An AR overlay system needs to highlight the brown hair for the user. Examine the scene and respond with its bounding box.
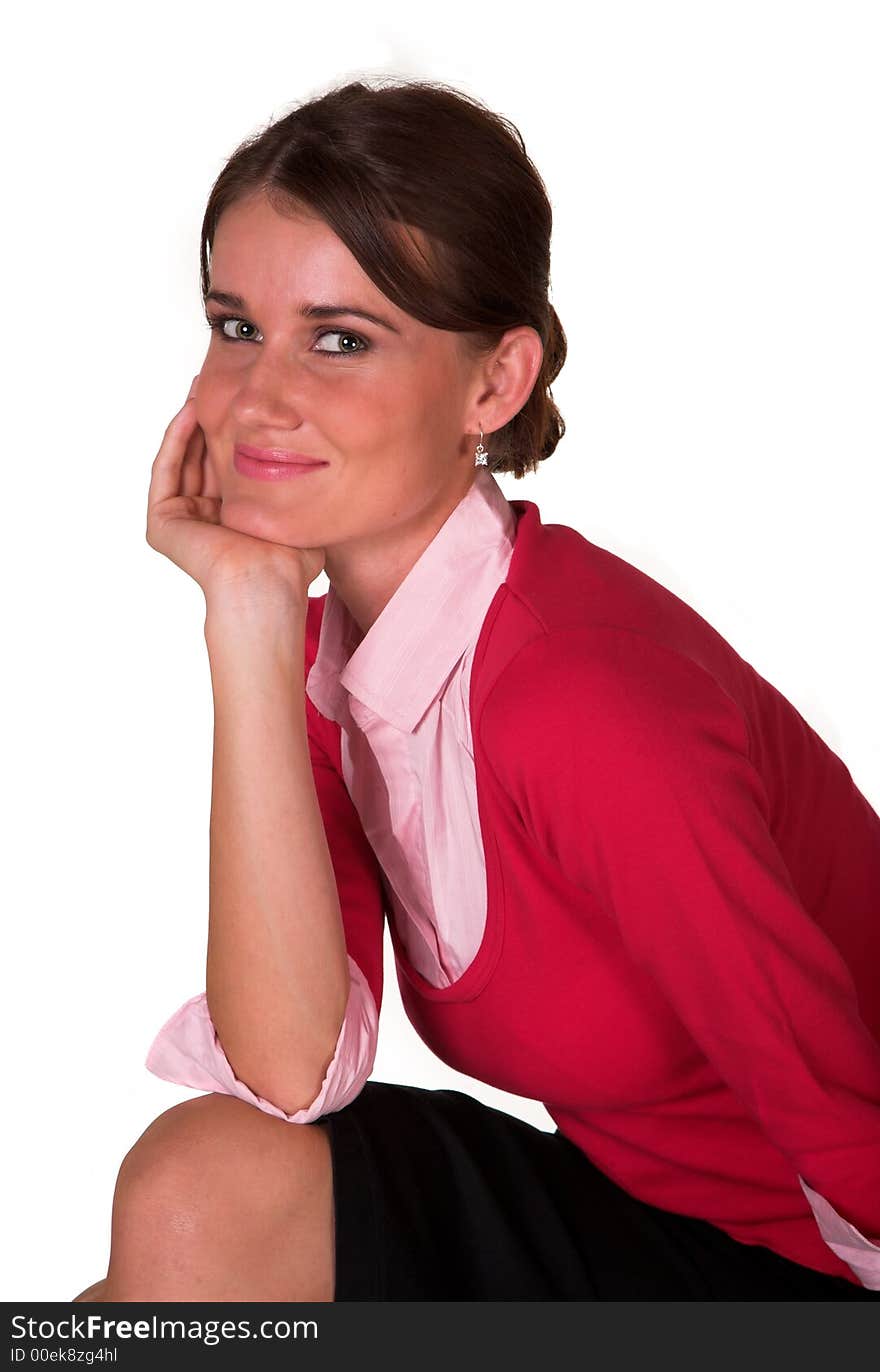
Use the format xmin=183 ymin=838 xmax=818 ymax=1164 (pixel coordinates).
xmin=199 ymin=76 xmax=566 ymax=479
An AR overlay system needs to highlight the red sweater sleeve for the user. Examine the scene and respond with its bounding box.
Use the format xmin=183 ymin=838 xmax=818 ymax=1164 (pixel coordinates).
xmin=304 ymin=689 xmax=386 ymax=1024
xmin=481 ymin=624 xmax=880 ymax=1247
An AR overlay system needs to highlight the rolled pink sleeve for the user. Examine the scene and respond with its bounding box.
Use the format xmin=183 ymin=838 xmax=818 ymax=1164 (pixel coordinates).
xmin=144 ymin=954 xmax=378 ymax=1123
xmin=799 ymin=1176 xmax=880 ymax=1290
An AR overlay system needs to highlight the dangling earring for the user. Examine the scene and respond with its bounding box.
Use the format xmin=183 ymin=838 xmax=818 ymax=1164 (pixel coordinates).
xmin=474 ymin=426 xmax=489 ymax=466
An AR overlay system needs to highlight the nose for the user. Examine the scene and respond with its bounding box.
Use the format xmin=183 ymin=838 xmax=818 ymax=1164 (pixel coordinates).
xmin=228 ymin=356 xmax=308 ymax=436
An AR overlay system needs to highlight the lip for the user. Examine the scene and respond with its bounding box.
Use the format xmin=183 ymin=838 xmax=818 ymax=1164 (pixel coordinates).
xmin=235 ymin=443 xmax=327 ymax=465
xmin=233 ymin=443 xmax=330 ymax=483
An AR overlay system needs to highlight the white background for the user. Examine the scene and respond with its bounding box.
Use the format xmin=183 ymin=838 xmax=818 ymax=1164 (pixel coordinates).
xmin=2 ymin=0 xmax=877 ymax=1300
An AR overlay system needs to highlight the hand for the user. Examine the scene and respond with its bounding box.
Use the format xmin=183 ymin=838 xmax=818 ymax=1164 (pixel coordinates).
xmin=145 ymin=374 xmax=327 ymax=606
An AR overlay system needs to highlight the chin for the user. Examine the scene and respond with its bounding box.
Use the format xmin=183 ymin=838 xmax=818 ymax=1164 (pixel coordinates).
xmin=219 ymin=495 xmax=309 ymax=548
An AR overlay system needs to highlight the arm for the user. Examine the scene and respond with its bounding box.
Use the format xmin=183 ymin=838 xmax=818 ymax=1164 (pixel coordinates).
xmin=145 ymin=595 xmax=385 ymax=1120
xmin=203 ymin=597 xmax=348 ymax=1114
xmin=480 ymin=625 xmax=880 ymax=1286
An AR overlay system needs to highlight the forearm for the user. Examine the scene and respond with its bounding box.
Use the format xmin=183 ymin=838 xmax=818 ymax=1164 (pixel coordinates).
xmin=203 ymin=599 xmax=350 ymax=1116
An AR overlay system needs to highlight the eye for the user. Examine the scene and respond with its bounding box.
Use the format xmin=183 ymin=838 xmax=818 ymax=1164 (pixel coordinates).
xmin=313 ymin=329 xmax=370 ymax=358
xmin=205 ymin=314 xmax=260 ymax=343
xmin=204 ymin=313 xmax=370 ymax=360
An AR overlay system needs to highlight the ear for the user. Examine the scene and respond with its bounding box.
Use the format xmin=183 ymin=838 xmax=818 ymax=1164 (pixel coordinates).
xmin=467 ymin=325 xmax=544 ymax=435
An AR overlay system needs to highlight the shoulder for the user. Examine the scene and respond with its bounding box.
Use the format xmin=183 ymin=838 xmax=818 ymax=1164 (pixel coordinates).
xmin=481 ymin=623 xmax=748 ymax=728
xmin=478 ymin=624 xmax=752 ymax=799
xmin=506 ymin=507 xmax=728 ymax=646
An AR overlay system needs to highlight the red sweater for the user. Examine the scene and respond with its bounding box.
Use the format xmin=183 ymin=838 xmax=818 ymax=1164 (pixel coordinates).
xmin=303 ymin=494 xmax=880 ymax=1287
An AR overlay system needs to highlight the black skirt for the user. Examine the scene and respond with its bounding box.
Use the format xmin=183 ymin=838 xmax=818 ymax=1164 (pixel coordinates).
xmin=318 ymin=1080 xmax=879 ymax=1301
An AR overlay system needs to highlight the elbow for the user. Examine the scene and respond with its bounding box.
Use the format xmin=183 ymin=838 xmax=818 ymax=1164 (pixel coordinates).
xmin=200 ymin=960 xmax=373 ymax=1121
xmin=205 ymin=1006 xmax=346 ymax=1121
xmin=205 ymin=984 xmax=350 ymax=1120
xmin=271 ymin=1036 xmax=343 ymax=1118
xmin=221 ymin=1040 xmax=341 ymax=1119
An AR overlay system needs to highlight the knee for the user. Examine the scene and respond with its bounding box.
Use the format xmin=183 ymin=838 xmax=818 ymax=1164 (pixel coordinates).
xmin=104 ymin=1096 xmax=334 ymax=1300
xmin=116 ymin=1093 xmax=251 ymax=1196
xmin=110 ymin=1096 xmax=240 ymax=1258
xmin=111 ymin=1094 xmax=328 ymax=1247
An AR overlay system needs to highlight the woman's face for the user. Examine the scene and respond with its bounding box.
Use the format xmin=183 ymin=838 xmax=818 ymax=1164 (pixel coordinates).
xmin=196 ymin=191 xmax=494 ymax=567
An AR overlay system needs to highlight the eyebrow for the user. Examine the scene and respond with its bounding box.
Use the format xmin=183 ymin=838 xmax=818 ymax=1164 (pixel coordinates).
xmin=204 ymin=289 xmax=401 ymax=334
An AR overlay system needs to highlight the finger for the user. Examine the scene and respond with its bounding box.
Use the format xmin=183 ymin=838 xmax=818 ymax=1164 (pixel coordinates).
xmin=200 ymin=437 xmax=223 ymax=502
xmin=179 ymin=372 xmax=204 ymax=496
xmin=147 ymin=398 xmax=199 ymax=509
xmin=179 ymin=419 xmax=207 ymax=499
xmin=186 ymin=370 xmax=223 ymax=502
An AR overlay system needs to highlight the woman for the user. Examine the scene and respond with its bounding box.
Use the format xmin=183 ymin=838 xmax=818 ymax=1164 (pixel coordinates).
xmin=73 ymin=77 xmax=880 ymax=1302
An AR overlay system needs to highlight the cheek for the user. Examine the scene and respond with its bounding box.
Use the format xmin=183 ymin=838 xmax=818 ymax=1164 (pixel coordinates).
xmin=336 ymin=370 xmax=398 ymax=421
xmin=194 ymin=388 xmax=224 ymax=435
xmin=359 ymin=361 xmax=457 ymax=442
xmin=410 ymin=355 xmax=466 ymax=425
